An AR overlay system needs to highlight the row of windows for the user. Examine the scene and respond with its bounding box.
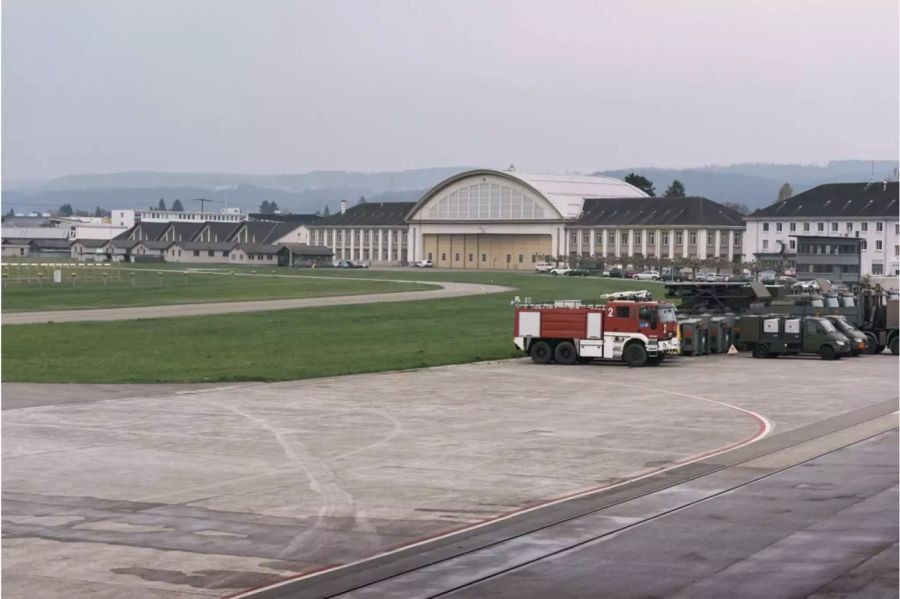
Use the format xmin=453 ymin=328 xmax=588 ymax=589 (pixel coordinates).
xmin=426 ymin=183 xmax=546 ymax=220
xmin=313 ymin=230 xmax=407 ymax=245
xmin=762 ymin=221 xmax=896 ymax=234
xmin=571 ymin=230 xmax=742 ymax=246
xmin=140 ymin=212 xmax=242 ymax=222
xmin=803 ymin=264 xmax=859 ymax=274
xmin=796 ymin=243 xmax=861 ymax=255
xmin=761 ymin=239 xmax=888 ymax=253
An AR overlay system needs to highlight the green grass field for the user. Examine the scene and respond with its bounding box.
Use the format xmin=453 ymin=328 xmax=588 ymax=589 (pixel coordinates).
xmin=1 ymin=268 xmax=434 ymax=312
xmin=2 ymin=271 xmax=666 ymax=383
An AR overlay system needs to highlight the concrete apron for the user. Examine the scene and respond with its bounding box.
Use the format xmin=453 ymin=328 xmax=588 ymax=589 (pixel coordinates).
xmin=236 ymin=400 xmax=898 ymax=599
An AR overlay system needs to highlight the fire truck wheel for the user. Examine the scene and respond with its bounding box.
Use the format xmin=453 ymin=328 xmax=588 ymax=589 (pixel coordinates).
xmin=554 ymin=341 xmax=578 ymax=365
xmin=529 ymin=341 xmax=553 ymax=364
xmin=648 ymin=355 xmax=664 ymax=366
xmin=752 ymin=344 xmax=769 ymax=359
xmin=624 ymin=342 xmax=648 ymax=367
xmin=890 ymin=337 xmax=898 ymax=356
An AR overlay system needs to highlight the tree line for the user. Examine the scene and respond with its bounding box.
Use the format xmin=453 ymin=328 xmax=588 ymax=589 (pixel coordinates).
xmin=623 ymin=173 xmax=794 ymax=215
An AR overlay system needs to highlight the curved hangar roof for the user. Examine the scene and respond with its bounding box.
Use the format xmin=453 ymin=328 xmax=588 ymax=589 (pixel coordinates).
xmin=407 ymin=169 xmax=648 ymax=221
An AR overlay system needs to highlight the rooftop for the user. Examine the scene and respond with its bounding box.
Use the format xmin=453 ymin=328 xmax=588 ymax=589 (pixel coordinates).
xmin=409 ymin=169 xmax=649 ymax=220
xmin=314 ymin=202 xmax=415 ymax=227
xmin=748 ymin=182 xmax=898 ymax=219
xmin=573 ymin=197 xmax=746 ymax=227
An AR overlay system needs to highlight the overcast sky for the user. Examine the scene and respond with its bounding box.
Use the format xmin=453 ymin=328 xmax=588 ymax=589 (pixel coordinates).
xmin=2 ymin=0 xmax=898 ymax=181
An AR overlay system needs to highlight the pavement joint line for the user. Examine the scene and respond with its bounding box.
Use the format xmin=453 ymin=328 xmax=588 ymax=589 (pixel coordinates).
xmin=421 ymin=427 xmax=900 ymax=599
xmin=226 ymin=386 xmax=772 ymax=598
xmin=229 ymin=400 xmax=898 ymax=599
xmin=1 ymin=382 xmax=269 ymax=412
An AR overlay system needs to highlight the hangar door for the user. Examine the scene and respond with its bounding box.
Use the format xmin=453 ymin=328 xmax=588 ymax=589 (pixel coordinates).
xmin=423 ymin=234 xmax=551 ymax=270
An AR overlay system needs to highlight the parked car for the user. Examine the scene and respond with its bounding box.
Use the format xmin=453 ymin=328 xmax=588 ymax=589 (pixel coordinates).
xmin=563 ymin=268 xmax=590 ymax=277
xmin=607 ymin=268 xmax=624 ymax=278
xmin=414 ymin=259 xmax=433 ymax=268
xmin=535 ymin=261 xmax=556 ymax=273
xmin=336 ymin=260 xmax=367 ymax=269
xmin=624 ymin=269 xmax=638 ymax=279
xmin=549 ymin=267 xmax=572 ymax=276
xmin=632 ymin=271 xmax=661 ymax=281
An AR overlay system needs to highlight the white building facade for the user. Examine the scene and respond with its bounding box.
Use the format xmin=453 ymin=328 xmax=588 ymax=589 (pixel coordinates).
xmin=112 ymin=208 xmax=247 ymax=229
xmin=744 ymin=182 xmax=899 ymax=276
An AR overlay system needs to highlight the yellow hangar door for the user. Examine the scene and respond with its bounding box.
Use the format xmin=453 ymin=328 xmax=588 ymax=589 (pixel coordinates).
xmin=423 ymin=234 xmax=551 ymax=270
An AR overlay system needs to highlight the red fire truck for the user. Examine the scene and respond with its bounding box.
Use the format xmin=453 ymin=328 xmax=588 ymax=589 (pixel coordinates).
xmin=513 ymin=299 xmax=680 ymax=366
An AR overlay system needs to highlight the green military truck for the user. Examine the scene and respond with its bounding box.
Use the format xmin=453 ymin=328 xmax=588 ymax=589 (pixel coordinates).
xmin=737 ymin=314 xmax=852 ymax=360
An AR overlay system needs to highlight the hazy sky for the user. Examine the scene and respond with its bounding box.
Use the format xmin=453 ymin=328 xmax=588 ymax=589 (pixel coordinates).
xmin=2 ymin=0 xmax=898 ymax=180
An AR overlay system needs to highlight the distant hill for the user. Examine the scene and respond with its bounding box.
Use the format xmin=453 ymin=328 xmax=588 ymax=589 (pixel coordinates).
xmin=1 ymin=167 xmax=472 ymax=215
xmin=32 ymin=167 xmax=472 ymax=193
xmin=3 ymin=161 xmax=897 ymax=215
xmin=0 ymin=184 xmax=437 ymax=216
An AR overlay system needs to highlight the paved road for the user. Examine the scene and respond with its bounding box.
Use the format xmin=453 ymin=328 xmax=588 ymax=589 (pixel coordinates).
xmin=1 ymin=279 xmax=512 ymax=324
xmin=3 ymin=355 xmax=897 ymax=598
xmin=242 ymin=414 xmax=899 ymax=599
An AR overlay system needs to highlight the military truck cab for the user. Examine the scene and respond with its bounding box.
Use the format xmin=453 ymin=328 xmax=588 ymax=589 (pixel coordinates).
xmin=738 ymin=314 xmax=851 ymax=360
xmin=824 ymin=315 xmax=869 ymax=356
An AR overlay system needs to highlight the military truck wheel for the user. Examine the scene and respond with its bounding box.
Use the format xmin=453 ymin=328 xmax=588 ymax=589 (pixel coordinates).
xmin=819 ymin=345 xmax=836 ymax=360
xmin=624 ymin=342 xmax=648 ymax=367
xmin=529 ymin=341 xmax=553 ymax=364
xmin=554 ymin=341 xmax=578 ymax=365
xmin=752 ymin=344 xmax=769 ymax=359
xmin=890 ymin=337 xmax=899 ymax=356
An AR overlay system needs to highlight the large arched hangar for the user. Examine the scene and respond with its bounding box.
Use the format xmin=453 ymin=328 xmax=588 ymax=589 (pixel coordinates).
xmin=406 ymin=169 xmax=647 ymax=269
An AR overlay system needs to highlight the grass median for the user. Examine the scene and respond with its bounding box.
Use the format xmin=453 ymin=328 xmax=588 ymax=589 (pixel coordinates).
xmin=2 ymin=271 xmax=666 ymax=383
xmin=1 ymin=268 xmax=434 ymax=312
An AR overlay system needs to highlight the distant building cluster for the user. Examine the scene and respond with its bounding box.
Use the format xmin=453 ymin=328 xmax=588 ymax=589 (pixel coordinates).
xmin=3 ymin=171 xmax=897 ymax=277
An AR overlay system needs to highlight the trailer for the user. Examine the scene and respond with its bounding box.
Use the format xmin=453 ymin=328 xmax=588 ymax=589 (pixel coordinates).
xmin=513 ymin=299 xmax=680 ymax=366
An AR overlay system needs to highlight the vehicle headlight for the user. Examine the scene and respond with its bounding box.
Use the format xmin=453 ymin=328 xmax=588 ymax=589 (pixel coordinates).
xmin=835 ymin=340 xmax=846 ymax=346
xmin=857 ymin=338 xmax=865 ymax=343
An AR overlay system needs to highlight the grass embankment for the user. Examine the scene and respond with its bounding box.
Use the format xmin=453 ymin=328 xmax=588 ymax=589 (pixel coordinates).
xmin=1 ymin=269 xmax=433 ymax=312
xmin=2 ymin=271 xmax=665 ymax=383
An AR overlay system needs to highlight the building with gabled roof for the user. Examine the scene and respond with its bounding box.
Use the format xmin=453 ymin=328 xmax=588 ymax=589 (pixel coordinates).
xmin=116 ymin=222 xmax=169 ymax=242
xmin=158 ymin=222 xmax=204 ymax=243
xmin=166 ymin=240 xmax=237 ymax=264
xmin=193 ymin=221 xmax=243 ymax=243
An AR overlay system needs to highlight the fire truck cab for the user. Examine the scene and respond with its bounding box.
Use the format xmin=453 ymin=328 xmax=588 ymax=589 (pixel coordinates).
xmin=514 ymin=300 xmax=680 ymax=367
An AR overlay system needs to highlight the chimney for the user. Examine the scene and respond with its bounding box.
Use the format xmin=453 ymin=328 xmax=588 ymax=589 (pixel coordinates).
xmin=340 ymin=200 xmax=347 ymax=215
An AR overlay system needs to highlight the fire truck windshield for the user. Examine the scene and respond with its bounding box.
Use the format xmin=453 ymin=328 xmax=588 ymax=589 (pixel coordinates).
xmin=658 ymin=306 xmax=677 ymax=322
